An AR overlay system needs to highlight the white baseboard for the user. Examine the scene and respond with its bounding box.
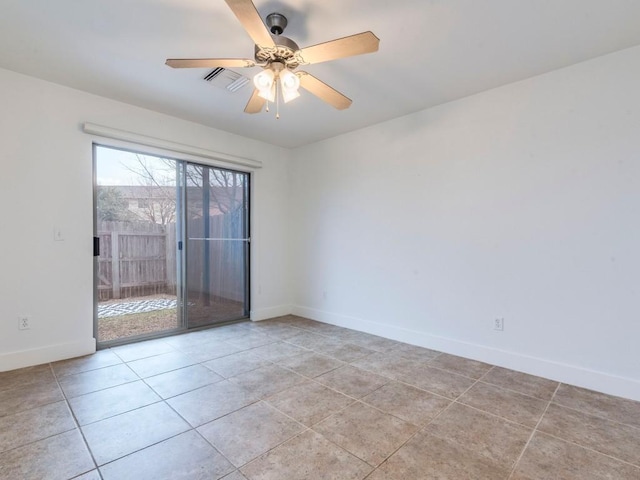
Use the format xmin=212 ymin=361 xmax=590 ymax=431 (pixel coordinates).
xmin=0 ymin=338 xmax=96 ymax=372
xmin=250 ymin=304 xmax=293 ymax=322
xmin=292 ymin=305 xmax=640 ymax=402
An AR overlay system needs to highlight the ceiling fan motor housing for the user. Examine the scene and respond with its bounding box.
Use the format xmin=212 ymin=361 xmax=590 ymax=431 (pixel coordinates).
xmin=254 ymin=30 xmax=301 ymax=69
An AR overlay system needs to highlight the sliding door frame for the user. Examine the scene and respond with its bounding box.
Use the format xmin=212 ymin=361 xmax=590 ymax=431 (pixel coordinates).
xmin=183 ymin=163 xmax=251 ymax=329
xmin=92 ymin=141 xmax=252 ymax=348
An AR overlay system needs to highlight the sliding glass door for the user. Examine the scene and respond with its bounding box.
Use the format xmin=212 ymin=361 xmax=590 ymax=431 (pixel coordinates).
xmin=94 ymin=146 xmax=181 ymax=343
xmin=184 ymin=164 xmax=250 ymax=328
xmin=94 ymin=145 xmax=250 ymax=346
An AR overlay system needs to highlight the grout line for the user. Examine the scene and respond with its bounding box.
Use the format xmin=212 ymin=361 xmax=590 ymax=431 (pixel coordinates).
xmin=506 ymin=382 xmax=561 ymax=479
xmin=49 ymin=363 xmax=102 ymax=478
xmin=6 ymin=318 xmax=640 ymax=480
xmin=547 ymin=395 xmax=640 ymax=432
xmin=530 ymin=430 xmax=640 ymax=470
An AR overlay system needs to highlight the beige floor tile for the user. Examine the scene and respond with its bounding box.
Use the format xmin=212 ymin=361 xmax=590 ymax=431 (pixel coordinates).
xmin=248 ymin=323 xmax=305 ymax=340
xmin=202 ymin=351 xmax=270 ymax=378
xmin=282 ymin=318 xmax=323 ymax=329
xmin=427 ymin=353 xmax=493 ymax=379
xmin=0 ymin=379 xmax=63 ymax=417
xmin=512 ymin=432 xmax=640 ymax=480
xmin=398 ymin=366 xmax=476 ymax=399
xmin=176 ymin=340 xmax=241 ymax=363
xmin=226 ymin=332 xmax=277 ymax=350
xmin=247 ymin=341 xmax=307 ymax=362
xmin=228 ymin=364 xmax=306 ymax=398
xmin=284 ymin=331 xmax=343 ymax=351
xmin=362 ymin=381 xmax=451 ymax=426
xmin=0 ymin=401 xmax=76 ymax=453
xmin=198 ymin=402 xmax=305 ymax=467
xmin=221 ymin=471 xmax=248 ymax=480
xmin=240 ymin=430 xmax=372 ymax=480
xmin=2 ymin=318 xmax=639 ymax=480
xmin=162 ymin=330 xmax=219 ymax=349
xmin=340 ymin=332 xmax=399 ymax=352
xmin=144 ymin=364 xmax=224 ymax=398
xmin=100 ymin=430 xmax=233 ymax=480
xmin=313 ymin=402 xmax=418 ymax=466
xmin=127 ymin=351 xmax=197 ymax=378
xmin=295 ymin=321 xmax=350 ymax=337
xmin=74 ymin=471 xmax=101 ymax=480
xmin=111 ymin=340 xmax=176 ymax=362
xmin=266 ymin=381 xmax=354 ymax=426
xmin=319 ymin=343 xmax=376 ymax=362
xmin=277 ymin=352 xmax=344 ymax=378
xmin=424 ymin=402 xmax=531 ymax=469
xmin=68 ymin=380 xmax=161 ymax=425
xmin=57 ymin=363 xmax=138 ymax=398
xmin=367 ymin=431 xmax=511 ymax=480
xmin=0 ymin=429 xmax=94 ymax=480
xmin=0 ymin=364 xmax=55 ymax=392
xmin=553 ymin=383 xmax=640 ymax=428
xmin=200 ymin=324 xmax=253 ymax=342
xmin=167 ymin=380 xmax=257 ymax=427
xmin=482 ymin=367 xmax=559 ymax=400
xmin=51 ymin=349 xmax=122 ymax=378
xmin=538 ymin=403 xmax=640 ymax=466
xmin=82 ymin=402 xmax=190 ymax=465
xmin=458 ymin=382 xmax=548 ymax=427
xmin=315 ymin=365 xmax=389 ymax=398
xmin=388 ymin=343 xmax=441 ymax=362
xmin=351 ymin=352 xmax=422 ymax=380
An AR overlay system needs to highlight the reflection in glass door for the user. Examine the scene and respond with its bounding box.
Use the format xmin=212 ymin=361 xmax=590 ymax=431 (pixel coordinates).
xmin=184 ymin=164 xmax=250 ymax=328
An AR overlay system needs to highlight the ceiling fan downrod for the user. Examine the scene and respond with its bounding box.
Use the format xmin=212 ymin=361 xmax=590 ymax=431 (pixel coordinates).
xmin=266 ymin=12 xmax=287 ymax=35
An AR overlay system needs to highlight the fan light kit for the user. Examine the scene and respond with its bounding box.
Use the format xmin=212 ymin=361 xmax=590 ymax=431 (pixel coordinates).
xmin=166 ymin=0 xmax=380 ymax=119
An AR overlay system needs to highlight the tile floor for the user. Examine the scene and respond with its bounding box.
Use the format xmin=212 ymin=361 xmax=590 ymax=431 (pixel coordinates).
xmin=1 ymin=315 xmax=639 ymax=479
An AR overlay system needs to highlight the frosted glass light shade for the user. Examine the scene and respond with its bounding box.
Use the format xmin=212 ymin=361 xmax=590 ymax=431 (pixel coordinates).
xmin=254 ymin=69 xmax=275 ymax=101
xmin=280 ymin=69 xmax=300 ymax=103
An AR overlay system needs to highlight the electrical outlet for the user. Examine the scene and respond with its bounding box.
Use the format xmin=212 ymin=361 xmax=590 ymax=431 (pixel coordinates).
xmin=494 ymin=318 xmax=504 ymax=331
xmin=18 ymin=316 xmax=30 ymax=330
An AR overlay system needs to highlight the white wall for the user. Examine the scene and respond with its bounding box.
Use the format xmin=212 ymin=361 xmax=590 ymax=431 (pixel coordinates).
xmin=290 ymin=45 xmax=640 ymax=401
xmin=0 ymin=68 xmax=292 ymax=370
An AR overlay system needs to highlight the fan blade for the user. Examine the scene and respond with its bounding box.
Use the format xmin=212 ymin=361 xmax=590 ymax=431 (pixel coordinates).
xmin=244 ymin=89 xmax=266 ymax=114
xmin=166 ymin=58 xmax=255 ymax=69
xmin=225 ymin=0 xmax=276 ymax=48
xmin=297 ymin=72 xmax=352 ymax=110
xmin=297 ymin=31 xmax=379 ymax=65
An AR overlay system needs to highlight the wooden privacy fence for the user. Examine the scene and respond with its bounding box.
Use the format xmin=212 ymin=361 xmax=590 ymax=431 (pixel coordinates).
xmin=97 ymin=221 xmax=177 ymax=301
xmin=97 ymin=215 xmax=245 ymax=303
xmin=186 ymin=209 xmax=246 ymax=304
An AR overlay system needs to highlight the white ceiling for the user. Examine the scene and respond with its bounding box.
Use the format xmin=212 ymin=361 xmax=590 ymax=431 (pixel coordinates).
xmin=1 ymin=1 xmax=640 ymax=148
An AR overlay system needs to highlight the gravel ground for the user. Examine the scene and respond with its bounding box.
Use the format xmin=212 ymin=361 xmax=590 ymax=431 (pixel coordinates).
xmin=98 ymin=309 xmax=179 ymax=342
xmin=97 ymin=295 xmax=244 ymax=342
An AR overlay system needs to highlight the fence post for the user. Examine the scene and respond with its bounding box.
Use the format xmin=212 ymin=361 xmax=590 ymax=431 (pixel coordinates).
xmin=111 ymin=231 xmax=120 ymax=299
xmin=165 ymin=224 xmax=176 ymax=295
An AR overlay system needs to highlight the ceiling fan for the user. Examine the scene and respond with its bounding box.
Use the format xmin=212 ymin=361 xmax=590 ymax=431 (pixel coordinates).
xmin=166 ymin=0 xmax=379 ymax=117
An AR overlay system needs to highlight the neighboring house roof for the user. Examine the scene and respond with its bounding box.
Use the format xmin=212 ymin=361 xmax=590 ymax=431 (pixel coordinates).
xmin=98 ymin=185 xmax=244 ymax=217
